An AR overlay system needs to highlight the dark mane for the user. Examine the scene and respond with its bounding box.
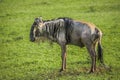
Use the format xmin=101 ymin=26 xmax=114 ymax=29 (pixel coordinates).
xmin=57 ymin=17 xmax=73 ymax=20
xmin=43 ymin=17 xmax=73 ymax=22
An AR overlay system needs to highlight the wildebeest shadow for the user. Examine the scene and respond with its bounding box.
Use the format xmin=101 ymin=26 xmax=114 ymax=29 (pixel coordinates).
xmin=29 ymin=61 xmax=112 ymax=80
xmin=35 ymin=61 xmax=89 ymax=80
xmin=30 ymin=65 xmax=112 ymax=80
xmin=43 ymin=67 xmax=112 ymax=80
xmin=70 ymin=60 xmax=90 ymax=65
xmin=36 ymin=69 xmax=84 ymax=80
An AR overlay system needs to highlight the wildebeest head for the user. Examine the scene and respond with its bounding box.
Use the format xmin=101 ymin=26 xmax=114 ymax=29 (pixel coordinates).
xmin=30 ymin=17 xmax=44 ymax=42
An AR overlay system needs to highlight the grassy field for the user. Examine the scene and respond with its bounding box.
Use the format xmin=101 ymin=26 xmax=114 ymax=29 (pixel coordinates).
xmin=0 ymin=0 xmax=120 ymax=79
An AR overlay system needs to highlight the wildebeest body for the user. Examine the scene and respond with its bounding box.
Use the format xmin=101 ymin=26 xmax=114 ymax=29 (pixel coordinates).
xmin=30 ymin=17 xmax=104 ymax=73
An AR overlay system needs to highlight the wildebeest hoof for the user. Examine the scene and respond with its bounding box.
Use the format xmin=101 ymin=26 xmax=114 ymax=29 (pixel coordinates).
xmin=88 ymin=70 xmax=94 ymax=74
xmin=59 ymin=68 xmax=65 ymax=72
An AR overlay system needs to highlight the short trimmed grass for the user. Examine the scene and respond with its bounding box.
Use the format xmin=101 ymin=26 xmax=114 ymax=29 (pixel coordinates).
xmin=0 ymin=0 xmax=120 ymax=79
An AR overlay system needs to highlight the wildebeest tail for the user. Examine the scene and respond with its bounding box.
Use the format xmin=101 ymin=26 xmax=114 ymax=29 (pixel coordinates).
xmin=97 ymin=30 xmax=103 ymax=64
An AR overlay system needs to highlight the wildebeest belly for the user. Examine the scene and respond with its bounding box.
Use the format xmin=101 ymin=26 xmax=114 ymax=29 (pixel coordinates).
xmin=69 ymin=31 xmax=85 ymax=47
xmin=69 ymin=38 xmax=84 ymax=47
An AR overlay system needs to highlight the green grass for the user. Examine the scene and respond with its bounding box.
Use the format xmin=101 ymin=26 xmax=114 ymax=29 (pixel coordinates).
xmin=0 ymin=0 xmax=120 ymax=79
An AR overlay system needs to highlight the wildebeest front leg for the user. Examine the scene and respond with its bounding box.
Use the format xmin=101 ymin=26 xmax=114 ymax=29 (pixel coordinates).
xmin=60 ymin=45 xmax=66 ymax=72
xmin=86 ymin=46 xmax=96 ymax=73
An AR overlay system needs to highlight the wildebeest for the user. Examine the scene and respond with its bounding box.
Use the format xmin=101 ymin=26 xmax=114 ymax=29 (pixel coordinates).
xmin=30 ymin=17 xmax=104 ymax=73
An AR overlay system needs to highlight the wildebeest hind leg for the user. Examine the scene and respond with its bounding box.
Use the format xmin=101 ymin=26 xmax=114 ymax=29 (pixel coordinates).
xmin=86 ymin=45 xmax=96 ymax=73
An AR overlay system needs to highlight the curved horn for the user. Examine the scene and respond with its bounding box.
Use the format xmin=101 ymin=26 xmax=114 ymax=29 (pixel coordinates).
xmin=39 ymin=16 xmax=42 ymax=19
